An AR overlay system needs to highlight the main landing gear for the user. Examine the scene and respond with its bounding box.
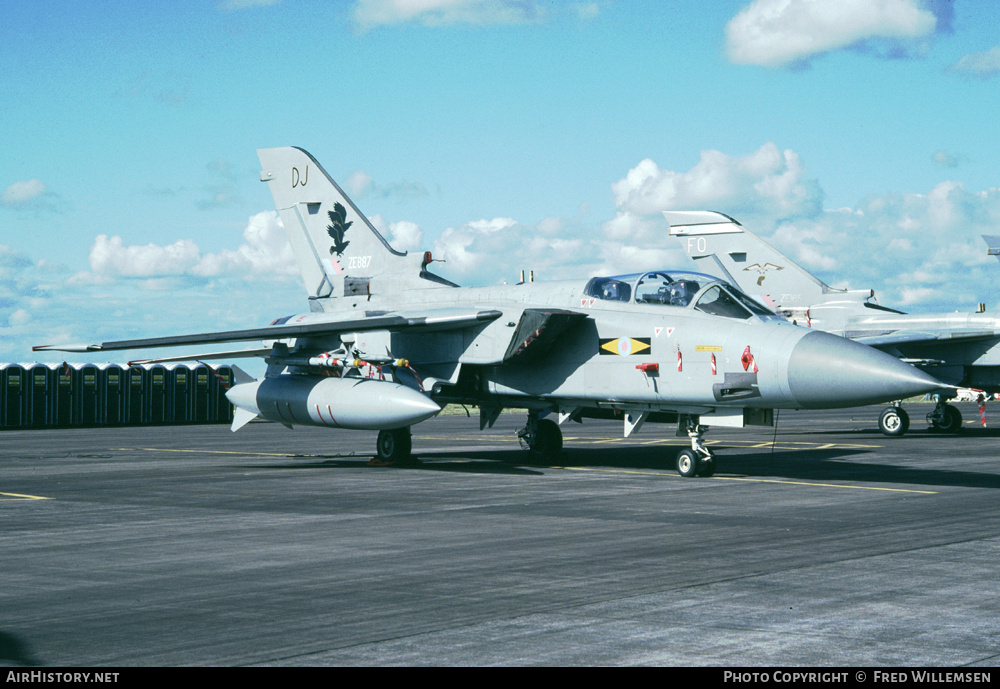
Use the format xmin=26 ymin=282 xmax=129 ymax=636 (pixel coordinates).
xmin=676 ymin=416 xmax=715 ymax=478
xmin=372 ymin=427 xmax=413 ymax=465
xmin=518 ymin=413 xmax=563 ymax=462
xmin=878 ymin=405 xmax=910 ymax=437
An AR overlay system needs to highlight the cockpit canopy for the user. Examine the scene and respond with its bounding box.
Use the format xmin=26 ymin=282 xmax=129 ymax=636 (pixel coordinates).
xmin=584 ymin=271 xmax=778 ymax=320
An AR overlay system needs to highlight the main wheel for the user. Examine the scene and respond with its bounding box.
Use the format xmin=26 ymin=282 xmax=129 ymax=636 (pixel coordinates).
xmin=879 ymin=406 xmax=909 ymax=437
xmin=937 ymin=404 xmax=962 ymax=433
xmin=375 ymin=427 xmax=412 ymax=464
xmin=677 ymin=449 xmax=699 ymax=478
xmin=528 ymin=418 xmax=563 ymax=461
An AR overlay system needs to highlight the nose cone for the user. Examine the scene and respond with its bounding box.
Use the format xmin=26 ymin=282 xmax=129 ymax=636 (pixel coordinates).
xmin=376 ymin=384 xmax=442 ymax=427
xmin=787 ymin=331 xmax=944 ymax=409
xmin=226 ymin=381 xmax=261 ymax=415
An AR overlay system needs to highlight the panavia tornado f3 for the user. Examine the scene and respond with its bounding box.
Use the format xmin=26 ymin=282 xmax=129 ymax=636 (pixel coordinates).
xmin=35 ymin=148 xmax=945 ymax=476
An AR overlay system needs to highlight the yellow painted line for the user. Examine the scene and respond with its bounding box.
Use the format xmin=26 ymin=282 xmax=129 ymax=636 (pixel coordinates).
xmin=556 ymin=466 xmax=938 ymax=494
xmin=0 ymin=492 xmax=53 ymax=501
xmin=556 ymin=466 xmax=673 ymax=478
xmin=713 ymin=476 xmax=938 ymax=494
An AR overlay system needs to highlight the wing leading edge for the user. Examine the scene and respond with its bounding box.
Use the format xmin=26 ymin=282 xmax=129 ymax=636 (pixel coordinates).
xmin=853 ymin=329 xmax=1000 ymax=349
xmin=33 ymin=309 xmax=503 ymax=354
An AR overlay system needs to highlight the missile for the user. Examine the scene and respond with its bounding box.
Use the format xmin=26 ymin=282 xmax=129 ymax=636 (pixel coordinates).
xmin=226 ymin=375 xmax=441 ymax=431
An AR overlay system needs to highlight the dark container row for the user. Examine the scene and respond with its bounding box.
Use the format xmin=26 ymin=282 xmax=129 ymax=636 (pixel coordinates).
xmin=1 ymin=362 xmax=236 ymax=428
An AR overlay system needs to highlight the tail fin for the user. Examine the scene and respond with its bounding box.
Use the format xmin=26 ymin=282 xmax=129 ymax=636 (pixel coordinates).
xmin=257 ymin=147 xmax=438 ymax=307
xmin=983 ymin=235 xmax=1000 ymax=259
xmin=230 ymin=364 xmax=256 ymax=386
xmin=665 ymin=211 xmax=830 ymax=309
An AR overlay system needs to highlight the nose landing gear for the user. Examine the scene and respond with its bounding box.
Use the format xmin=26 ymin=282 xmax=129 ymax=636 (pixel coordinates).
xmin=927 ymin=398 xmax=962 ymax=433
xmin=676 ymin=417 xmax=716 ymax=477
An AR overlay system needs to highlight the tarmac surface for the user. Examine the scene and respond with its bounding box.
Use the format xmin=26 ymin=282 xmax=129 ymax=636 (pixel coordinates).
xmin=2 ymin=402 xmax=999 ymax=667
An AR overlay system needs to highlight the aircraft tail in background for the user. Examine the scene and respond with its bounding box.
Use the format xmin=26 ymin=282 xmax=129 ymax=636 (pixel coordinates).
xmin=665 ymin=211 xmax=831 ymax=310
xmin=665 ymin=211 xmax=891 ymax=331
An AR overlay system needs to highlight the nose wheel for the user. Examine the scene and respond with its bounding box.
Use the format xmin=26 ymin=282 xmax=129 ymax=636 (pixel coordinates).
xmin=676 ymin=448 xmax=715 ymax=477
xmin=927 ymin=400 xmax=962 ymax=433
xmin=676 ymin=417 xmax=716 ymax=477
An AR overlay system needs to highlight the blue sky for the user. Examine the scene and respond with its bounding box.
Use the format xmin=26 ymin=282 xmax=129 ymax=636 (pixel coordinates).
xmin=4 ymin=0 xmax=1000 ymax=364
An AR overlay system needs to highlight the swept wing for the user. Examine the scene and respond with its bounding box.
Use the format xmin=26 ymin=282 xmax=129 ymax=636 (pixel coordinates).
xmin=34 ymin=308 xmax=503 ymax=354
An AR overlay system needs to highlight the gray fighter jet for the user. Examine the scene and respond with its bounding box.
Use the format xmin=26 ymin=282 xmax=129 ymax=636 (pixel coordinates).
xmin=668 ymin=210 xmax=991 ymax=437
xmin=34 ymin=149 xmax=943 ymax=476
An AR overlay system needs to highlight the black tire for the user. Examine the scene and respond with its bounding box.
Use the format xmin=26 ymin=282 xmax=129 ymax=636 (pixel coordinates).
xmin=528 ymin=419 xmax=563 ymax=461
xmin=376 ymin=427 xmax=412 ymax=463
xmin=697 ymin=455 xmax=716 ymax=477
xmin=879 ymin=406 xmax=909 ymax=437
xmin=677 ymin=449 xmax=699 ymax=478
xmin=939 ymin=405 xmax=962 ymax=433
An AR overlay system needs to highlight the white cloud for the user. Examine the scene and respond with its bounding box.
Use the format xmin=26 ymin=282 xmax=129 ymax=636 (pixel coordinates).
xmin=768 ymin=218 xmax=840 ymax=271
xmin=389 ymin=220 xmax=424 ymax=251
xmin=353 ymin=0 xmax=547 ymax=30
xmin=346 ymin=171 xmax=374 ymax=197
xmin=431 ymin=217 xmax=523 ymax=275
xmin=536 ymin=216 xmax=563 ymax=236
xmin=434 ymin=225 xmax=482 ymax=273
xmin=1 ymin=179 xmax=47 ymax=208
xmin=576 ymin=3 xmax=600 ymax=21
xmin=89 ymin=235 xmax=202 ymax=278
xmin=8 ymin=308 xmax=30 ymax=327
xmin=948 ymin=46 xmax=1000 ymax=78
xmin=725 ymin=0 xmax=938 ymax=68
xmin=467 ymin=217 xmax=516 ymax=233
xmin=932 ymin=150 xmax=961 ymax=168
xmin=86 ymin=211 xmax=298 ymax=282
xmin=601 ymin=210 xmax=658 ymax=242
xmin=193 ymin=211 xmax=299 ymax=278
xmin=609 ymin=143 xmax=822 ymax=224
xmin=588 ymin=241 xmax=689 ymax=279
xmin=896 ymin=286 xmax=938 ymax=306
xmin=387 ymin=220 xmax=424 ymax=251
xmin=369 ymin=214 xmax=425 ymax=251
